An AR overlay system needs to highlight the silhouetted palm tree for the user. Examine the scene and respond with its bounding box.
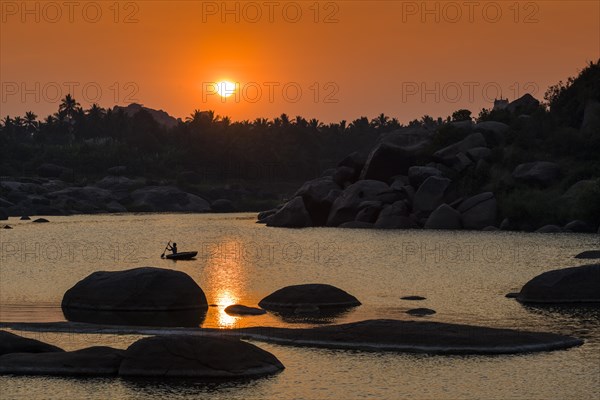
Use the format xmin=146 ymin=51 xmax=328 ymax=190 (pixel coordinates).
xmin=59 ymin=94 xmax=80 ymax=119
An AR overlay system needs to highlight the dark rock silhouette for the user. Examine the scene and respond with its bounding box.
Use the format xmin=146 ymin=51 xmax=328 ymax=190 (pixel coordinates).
xmin=259 ymin=284 xmax=361 ymax=313
xmin=575 ymin=250 xmax=600 ymax=259
xmin=266 ymin=196 xmax=312 ymax=228
xmin=413 ymin=176 xmax=452 ymax=212
xmin=293 ymin=177 xmax=341 ymax=225
xmin=458 ymin=192 xmax=497 ymax=230
xmin=360 ymin=142 xmax=416 ymax=182
xmin=326 ymin=180 xmax=389 ymax=227
xmin=0 ymin=331 xmax=63 ymax=356
xmin=119 ymin=335 xmax=284 ymax=378
xmin=233 ymin=319 xmax=583 ymax=354
xmin=425 ymin=204 xmax=461 ymax=229
xmin=62 ymin=267 xmax=208 ymax=327
xmin=406 ymin=308 xmax=436 ymax=316
xmin=512 ymin=161 xmax=561 ymax=187
xmin=225 ymin=304 xmax=267 ymax=316
xmin=433 ymin=132 xmax=487 ymax=166
xmin=401 ymin=296 xmax=426 ymax=301
xmin=408 ymin=166 xmax=443 ymax=188
xmin=32 ymin=218 xmax=49 ymax=223
xmin=517 ymin=264 xmax=600 ymax=303
xmin=0 ymin=346 xmax=124 ymax=376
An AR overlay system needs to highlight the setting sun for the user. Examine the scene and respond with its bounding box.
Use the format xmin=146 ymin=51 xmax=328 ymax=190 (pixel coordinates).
xmin=216 ymin=80 xmax=237 ymax=98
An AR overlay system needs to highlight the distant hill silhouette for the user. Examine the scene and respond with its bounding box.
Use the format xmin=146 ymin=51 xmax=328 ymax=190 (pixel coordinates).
xmin=113 ymin=103 xmax=180 ymax=129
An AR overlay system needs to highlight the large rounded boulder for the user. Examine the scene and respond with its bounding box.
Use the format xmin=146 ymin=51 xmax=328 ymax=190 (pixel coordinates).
xmin=62 ymin=267 xmax=208 ymax=326
xmin=119 ymin=335 xmax=284 ymax=378
xmin=259 ymin=284 xmax=361 ymax=312
xmin=517 ymin=264 xmax=600 ymax=303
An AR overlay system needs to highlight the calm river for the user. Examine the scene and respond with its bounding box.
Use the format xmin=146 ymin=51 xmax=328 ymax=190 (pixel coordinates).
xmin=0 ymin=213 xmax=598 ymax=399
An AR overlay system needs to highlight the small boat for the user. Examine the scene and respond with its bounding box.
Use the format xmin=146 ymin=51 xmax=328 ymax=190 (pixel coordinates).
xmin=165 ymin=251 xmax=198 ymax=260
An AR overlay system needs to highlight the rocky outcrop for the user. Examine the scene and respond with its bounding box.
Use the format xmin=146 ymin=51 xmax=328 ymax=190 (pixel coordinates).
xmin=424 ymin=204 xmax=461 ymax=229
xmin=259 ymin=284 xmax=361 ymax=312
xmin=119 ymin=335 xmax=284 ymax=378
xmin=432 ymin=133 xmax=487 ymax=165
xmin=62 ymin=267 xmax=208 ymax=326
xmin=326 ymin=180 xmax=389 ymax=227
xmin=408 ymin=166 xmax=443 ymax=188
xmin=0 ymin=346 xmax=124 ymax=376
xmin=512 ymin=162 xmax=561 ymax=187
xmin=266 ymin=197 xmax=312 ymax=228
xmin=517 ymin=264 xmax=600 ymax=303
xmin=359 ymin=143 xmax=415 ymax=182
xmin=0 ymin=331 xmax=63 ymax=356
xmin=457 ymin=192 xmax=497 ymax=230
xmin=413 ymin=176 xmax=452 ymax=213
xmin=293 ymin=177 xmax=340 ymax=225
xmin=374 ymin=200 xmax=415 ymax=229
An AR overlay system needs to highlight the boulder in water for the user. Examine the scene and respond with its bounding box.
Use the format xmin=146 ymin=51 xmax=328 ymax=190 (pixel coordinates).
xmin=61 ymin=267 xmax=208 ymax=327
xmin=119 ymin=335 xmax=284 ymax=378
xmin=406 ymin=308 xmax=436 ymax=316
xmin=517 ymin=264 xmax=600 ymax=303
xmin=574 ymin=250 xmax=600 ymax=259
xmin=259 ymin=284 xmax=361 ymax=312
xmin=225 ymin=304 xmax=267 ymax=316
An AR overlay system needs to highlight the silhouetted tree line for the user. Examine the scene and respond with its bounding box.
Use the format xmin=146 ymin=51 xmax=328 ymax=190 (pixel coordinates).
xmin=1 ymin=61 xmax=598 ymax=183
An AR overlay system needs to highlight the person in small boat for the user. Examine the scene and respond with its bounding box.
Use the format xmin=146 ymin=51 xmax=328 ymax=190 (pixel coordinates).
xmin=167 ymin=242 xmax=178 ymax=254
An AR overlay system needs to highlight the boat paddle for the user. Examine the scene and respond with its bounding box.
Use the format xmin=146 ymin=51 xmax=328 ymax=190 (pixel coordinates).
xmin=161 ymin=241 xmax=171 ymax=258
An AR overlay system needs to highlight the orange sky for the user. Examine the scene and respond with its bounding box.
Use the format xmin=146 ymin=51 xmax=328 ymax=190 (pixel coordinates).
xmin=1 ymin=1 xmax=599 ymax=123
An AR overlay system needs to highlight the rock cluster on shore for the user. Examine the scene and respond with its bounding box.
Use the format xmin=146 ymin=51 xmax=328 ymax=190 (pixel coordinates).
xmin=257 ymin=95 xmax=599 ymax=232
xmin=0 ymin=165 xmax=274 ymax=217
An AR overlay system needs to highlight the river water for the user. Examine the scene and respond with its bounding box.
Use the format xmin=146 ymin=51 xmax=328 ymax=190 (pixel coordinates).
xmin=0 ymin=213 xmax=598 ymax=399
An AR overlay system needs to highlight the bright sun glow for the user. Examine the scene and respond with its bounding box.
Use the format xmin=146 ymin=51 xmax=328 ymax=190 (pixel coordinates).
xmin=216 ymin=80 xmax=236 ymax=98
